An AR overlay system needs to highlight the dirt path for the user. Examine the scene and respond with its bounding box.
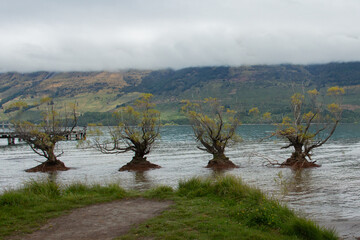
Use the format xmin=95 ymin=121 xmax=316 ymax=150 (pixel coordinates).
xmin=11 ymin=198 xmax=173 ymax=240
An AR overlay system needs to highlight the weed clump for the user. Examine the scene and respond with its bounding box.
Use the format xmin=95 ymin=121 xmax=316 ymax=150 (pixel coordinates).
xmin=24 ymin=179 xmax=61 ymax=198
xmin=178 ymin=175 xmax=262 ymax=201
xmin=144 ymin=186 xmax=174 ymax=199
xmin=0 ymin=192 xmax=30 ymax=206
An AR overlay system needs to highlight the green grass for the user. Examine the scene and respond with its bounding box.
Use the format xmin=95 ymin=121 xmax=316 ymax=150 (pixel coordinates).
xmin=0 ymin=176 xmax=338 ymax=240
xmin=120 ymin=176 xmax=337 ymax=240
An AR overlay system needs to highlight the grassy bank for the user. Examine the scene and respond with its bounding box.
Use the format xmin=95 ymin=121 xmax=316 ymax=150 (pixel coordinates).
xmin=0 ymin=180 xmax=130 ymax=238
xmin=0 ymin=176 xmax=337 ymax=240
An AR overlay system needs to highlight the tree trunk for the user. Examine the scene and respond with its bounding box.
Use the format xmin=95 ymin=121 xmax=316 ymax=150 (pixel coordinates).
xmin=44 ymin=145 xmax=61 ymax=165
xmin=46 ymin=150 xmax=58 ymax=164
xmin=206 ymin=152 xmax=238 ymax=170
xmin=25 ymin=144 xmax=69 ymax=172
xmin=131 ymin=151 xmax=147 ymax=164
xmin=212 ymin=152 xmax=229 ymax=163
xmin=282 ymin=144 xmax=320 ymax=169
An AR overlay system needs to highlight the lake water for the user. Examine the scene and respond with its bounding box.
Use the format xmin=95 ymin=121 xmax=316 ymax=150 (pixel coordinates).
xmin=1 ymin=124 xmax=360 ymax=239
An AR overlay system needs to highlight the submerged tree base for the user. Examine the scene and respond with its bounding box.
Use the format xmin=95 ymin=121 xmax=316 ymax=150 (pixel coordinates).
xmin=25 ymin=160 xmax=70 ymax=172
xmin=206 ymin=157 xmax=239 ymax=170
xmin=280 ymin=157 xmax=320 ymax=169
xmin=119 ymin=157 xmax=161 ymax=172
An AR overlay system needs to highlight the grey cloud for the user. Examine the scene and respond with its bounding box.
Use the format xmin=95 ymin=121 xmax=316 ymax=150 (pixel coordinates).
xmin=1 ymin=0 xmax=360 ymax=72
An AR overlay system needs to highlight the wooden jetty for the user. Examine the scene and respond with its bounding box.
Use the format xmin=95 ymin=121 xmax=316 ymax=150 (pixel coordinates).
xmin=64 ymin=128 xmax=87 ymax=141
xmin=0 ymin=133 xmax=18 ymax=145
xmin=0 ymin=122 xmax=17 ymax=145
xmin=0 ymin=123 xmax=87 ymax=145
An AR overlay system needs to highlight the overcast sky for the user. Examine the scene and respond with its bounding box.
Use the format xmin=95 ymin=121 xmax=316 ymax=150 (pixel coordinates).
xmin=1 ymin=0 xmax=360 ymax=72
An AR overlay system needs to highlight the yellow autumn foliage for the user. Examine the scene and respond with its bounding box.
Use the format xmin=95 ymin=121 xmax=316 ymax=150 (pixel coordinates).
xmin=248 ymin=107 xmax=259 ymax=116
xmin=262 ymin=112 xmax=271 ymax=120
xmin=327 ymin=86 xmax=345 ymax=96
xmin=328 ymin=103 xmax=341 ymax=113
xmin=291 ymin=93 xmax=304 ymax=105
xmin=307 ymin=89 xmax=319 ymax=96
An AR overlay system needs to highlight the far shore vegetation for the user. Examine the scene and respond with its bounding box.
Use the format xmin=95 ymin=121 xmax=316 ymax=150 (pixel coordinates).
xmin=0 ymin=176 xmax=337 ymax=240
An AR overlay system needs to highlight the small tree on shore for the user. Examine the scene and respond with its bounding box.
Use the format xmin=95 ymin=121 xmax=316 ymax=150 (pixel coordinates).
xmin=181 ymin=98 xmax=240 ymax=169
xmin=273 ymin=86 xmax=344 ymax=168
xmin=92 ymin=93 xmax=161 ymax=171
xmin=12 ymin=98 xmax=77 ymax=172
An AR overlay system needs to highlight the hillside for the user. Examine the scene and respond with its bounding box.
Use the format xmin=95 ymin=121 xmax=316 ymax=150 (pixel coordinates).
xmin=1 ymin=62 xmax=360 ymax=124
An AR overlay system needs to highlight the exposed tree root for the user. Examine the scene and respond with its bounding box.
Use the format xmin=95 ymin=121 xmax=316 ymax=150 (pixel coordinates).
xmin=119 ymin=157 xmax=161 ymax=172
xmin=280 ymin=157 xmax=320 ymax=169
xmin=254 ymin=153 xmax=321 ymax=169
xmin=206 ymin=157 xmax=239 ymax=170
xmin=25 ymin=160 xmax=70 ymax=172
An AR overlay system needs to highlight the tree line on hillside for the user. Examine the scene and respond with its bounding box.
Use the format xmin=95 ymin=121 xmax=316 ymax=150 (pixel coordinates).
xmin=123 ymin=63 xmax=360 ymax=94
xmin=1 ymin=63 xmax=359 ymax=112
xmin=6 ymin=86 xmax=344 ymax=172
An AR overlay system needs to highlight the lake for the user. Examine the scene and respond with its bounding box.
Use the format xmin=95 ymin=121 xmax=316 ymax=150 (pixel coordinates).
xmin=1 ymin=124 xmax=360 ymax=239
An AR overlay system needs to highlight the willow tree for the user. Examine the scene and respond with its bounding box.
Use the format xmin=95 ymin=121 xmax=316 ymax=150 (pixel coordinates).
xmin=12 ymin=98 xmax=77 ymax=172
xmin=181 ymin=98 xmax=240 ymax=169
xmin=274 ymin=86 xmax=344 ymax=168
xmin=92 ymin=93 xmax=161 ymax=171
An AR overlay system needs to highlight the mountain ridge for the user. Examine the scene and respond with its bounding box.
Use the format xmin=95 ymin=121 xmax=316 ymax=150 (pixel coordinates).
xmin=1 ymin=62 xmax=360 ymax=124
